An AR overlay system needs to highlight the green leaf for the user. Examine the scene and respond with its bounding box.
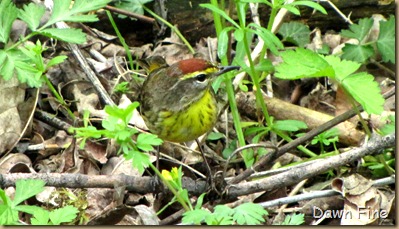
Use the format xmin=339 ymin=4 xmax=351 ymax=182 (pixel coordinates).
xmin=47 ymin=55 xmax=68 ymax=68
xmin=31 ymin=208 xmax=50 ymax=225
xmin=45 ymin=0 xmax=111 ymax=26
xmin=289 ymin=1 xmax=327 ymax=14
xmin=232 ymin=202 xmax=267 ymax=225
xmin=195 ymin=193 xmax=206 ymax=210
xmin=376 ymin=15 xmax=395 ymax=63
xmin=341 ymin=17 xmax=373 ymax=42
xmin=0 ymin=205 xmax=18 ymax=225
xmin=278 ymin=22 xmax=310 ymax=47
xmin=280 ymin=213 xmax=305 ymax=225
xmin=200 ymin=4 xmax=240 ymax=28
xmin=218 ymin=27 xmax=235 ymax=59
xmin=281 ymin=5 xmax=300 ymax=15
xmin=341 ymin=44 xmax=374 ymax=63
xmin=14 ymin=60 xmax=44 ymax=87
xmin=0 ymin=50 xmax=16 ymax=81
xmin=115 ymin=0 xmax=153 ymax=17
xmin=323 ymin=55 xmax=361 ymax=80
xmin=239 ymin=0 xmax=272 ymax=7
xmin=341 ymin=72 xmax=384 ymax=115
xmin=379 ymin=115 xmax=395 ymax=136
xmin=255 ymin=58 xmax=273 ymax=72
xmin=15 ymin=205 xmax=44 ymax=215
xmin=182 ymin=209 xmax=211 ymax=225
xmin=17 ymin=3 xmax=46 ymax=31
xmin=208 ymin=205 xmax=234 ymax=225
xmin=0 ymin=0 xmax=18 ymax=44
xmin=273 ymin=120 xmax=308 ymax=132
xmin=233 ymin=29 xmax=244 ymax=41
xmin=248 ymin=24 xmax=284 ymax=55
xmin=136 ymin=133 xmax=163 ymax=151
xmin=125 ymin=150 xmax=151 ymax=174
xmin=40 ymin=28 xmax=86 ymax=44
xmin=13 ymin=179 xmax=45 ymax=206
xmin=323 ymin=128 xmax=340 ymax=139
xmin=0 ymin=189 xmax=12 ymax=206
xmin=49 ymin=205 xmax=79 ymax=225
xmin=274 ymin=48 xmax=334 ymax=79
xmin=207 ymin=132 xmax=225 ymax=141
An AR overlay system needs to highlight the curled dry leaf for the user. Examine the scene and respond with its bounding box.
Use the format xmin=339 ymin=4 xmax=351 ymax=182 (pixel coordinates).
xmin=331 ymin=174 xmax=394 ymax=225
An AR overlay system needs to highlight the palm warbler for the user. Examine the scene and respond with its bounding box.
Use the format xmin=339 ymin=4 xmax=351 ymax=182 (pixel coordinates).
xmin=138 ymin=56 xmax=239 ymax=143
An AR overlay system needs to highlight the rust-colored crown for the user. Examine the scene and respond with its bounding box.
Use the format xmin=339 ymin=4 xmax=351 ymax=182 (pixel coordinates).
xmin=177 ymin=59 xmax=214 ymax=74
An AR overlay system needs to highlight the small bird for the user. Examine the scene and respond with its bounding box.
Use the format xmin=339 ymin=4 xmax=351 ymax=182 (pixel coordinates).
xmin=138 ymin=56 xmax=239 ymax=190
xmin=138 ymin=56 xmax=239 ymax=143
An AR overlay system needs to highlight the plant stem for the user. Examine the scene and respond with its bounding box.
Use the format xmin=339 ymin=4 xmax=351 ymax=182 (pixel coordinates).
xmin=275 ymin=130 xmax=318 ymax=157
xmin=43 ymin=75 xmax=76 ymax=120
xmin=210 ymin=0 xmax=247 ymax=164
xmin=143 ymin=6 xmax=195 ymax=54
xmin=106 ymin=10 xmax=139 ymax=82
xmin=148 ymin=163 xmax=192 ymax=211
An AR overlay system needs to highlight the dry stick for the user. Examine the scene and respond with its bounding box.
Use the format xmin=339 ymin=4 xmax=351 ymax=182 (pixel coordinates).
xmin=259 ymin=175 xmax=395 ymax=209
xmin=228 ymin=87 xmax=395 ymax=185
xmin=104 ymin=5 xmax=156 ymax=24
xmin=55 ymin=22 xmax=115 ymax=106
xmin=0 ymin=133 xmax=393 ymax=203
xmin=225 ymin=132 xmax=395 ymax=199
xmin=34 ymin=109 xmax=72 ymax=132
xmin=0 ymin=173 xmax=155 ymax=193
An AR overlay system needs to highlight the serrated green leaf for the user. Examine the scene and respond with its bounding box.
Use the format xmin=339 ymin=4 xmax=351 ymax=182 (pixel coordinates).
xmin=278 ymin=21 xmax=310 ymax=47
xmin=273 ymin=120 xmax=308 ymax=132
xmin=275 ymin=48 xmax=334 ymax=79
xmin=0 ymin=50 xmax=16 ymax=81
xmin=49 ymin=205 xmax=79 ymax=225
xmin=323 ymin=55 xmax=360 ymax=81
xmin=341 ymin=72 xmax=384 ymax=115
xmin=40 ymin=28 xmax=86 ymax=44
xmin=290 ymin=1 xmax=327 ymax=15
xmin=13 ymin=179 xmax=45 ymax=206
xmin=17 ymin=3 xmax=46 ymax=31
xmin=31 ymin=208 xmax=50 ymax=225
xmin=0 ymin=0 xmax=18 ymax=44
xmin=232 ymin=203 xmax=267 ymax=225
xmin=341 ymin=44 xmax=374 ymax=63
xmin=182 ymin=209 xmax=211 ymax=225
xmin=14 ymin=60 xmax=44 ymax=87
xmin=341 ymin=17 xmax=373 ymax=42
xmin=125 ymin=150 xmax=151 ymax=174
xmin=45 ymin=0 xmax=110 ymax=26
xmin=376 ymin=15 xmax=395 ymax=64
xmin=280 ymin=213 xmax=305 ymax=225
xmin=137 ymin=133 xmax=163 ymax=151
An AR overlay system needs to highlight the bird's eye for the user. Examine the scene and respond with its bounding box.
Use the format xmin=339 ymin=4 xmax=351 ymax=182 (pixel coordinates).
xmin=195 ymin=73 xmax=207 ymax=82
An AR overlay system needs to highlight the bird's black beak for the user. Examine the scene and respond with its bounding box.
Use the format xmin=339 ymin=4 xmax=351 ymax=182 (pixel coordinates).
xmin=215 ymin=65 xmax=240 ymax=76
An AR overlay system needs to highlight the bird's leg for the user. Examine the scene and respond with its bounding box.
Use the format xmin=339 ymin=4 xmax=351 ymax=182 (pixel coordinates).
xmin=195 ymin=139 xmax=219 ymax=195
